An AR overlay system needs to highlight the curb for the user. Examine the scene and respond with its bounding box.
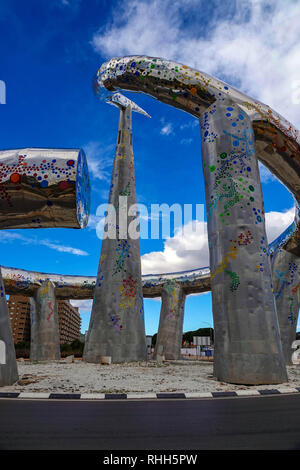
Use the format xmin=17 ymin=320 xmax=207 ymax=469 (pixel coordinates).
xmin=0 ymin=388 xmax=300 ymax=400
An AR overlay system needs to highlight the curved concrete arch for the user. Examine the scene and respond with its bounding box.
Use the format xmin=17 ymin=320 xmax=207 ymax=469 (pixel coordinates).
xmin=1 ymin=265 xmax=211 ymax=299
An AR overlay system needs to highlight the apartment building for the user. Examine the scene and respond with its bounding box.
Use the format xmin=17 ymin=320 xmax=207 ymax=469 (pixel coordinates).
xmin=58 ymin=300 xmax=81 ymax=344
xmin=8 ymin=295 xmax=81 ymax=344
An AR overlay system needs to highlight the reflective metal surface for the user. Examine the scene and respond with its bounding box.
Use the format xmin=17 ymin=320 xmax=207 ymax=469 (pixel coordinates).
xmin=154 ymin=281 xmax=186 ymax=360
xmin=0 ymin=148 xmax=90 ymax=229
xmin=107 ymin=92 xmax=151 ymax=118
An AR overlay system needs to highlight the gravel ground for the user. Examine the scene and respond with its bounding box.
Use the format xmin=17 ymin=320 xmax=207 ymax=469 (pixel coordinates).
xmin=1 ymin=360 xmax=300 ymax=394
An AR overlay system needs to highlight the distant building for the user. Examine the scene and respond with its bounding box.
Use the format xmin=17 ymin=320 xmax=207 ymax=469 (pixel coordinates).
xmin=8 ymin=295 xmax=81 ymax=345
xmin=8 ymin=295 xmax=31 ymax=344
xmin=193 ymin=336 xmax=211 ymax=346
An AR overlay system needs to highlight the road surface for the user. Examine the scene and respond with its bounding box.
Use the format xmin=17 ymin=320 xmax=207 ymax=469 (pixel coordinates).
xmin=0 ymin=394 xmax=300 ymax=450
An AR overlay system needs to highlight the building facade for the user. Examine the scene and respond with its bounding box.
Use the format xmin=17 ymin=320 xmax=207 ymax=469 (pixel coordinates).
xmin=8 ymin=295 xmax=81 ymax=344
xmin=8 ymin=295 xmax=31 ymax=344
xmin=58 ymin=300 xmax=81 ymax=344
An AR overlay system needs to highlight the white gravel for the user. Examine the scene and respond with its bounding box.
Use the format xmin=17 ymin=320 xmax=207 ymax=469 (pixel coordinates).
xmin=1 ymin=360 xmax=300 ymax=394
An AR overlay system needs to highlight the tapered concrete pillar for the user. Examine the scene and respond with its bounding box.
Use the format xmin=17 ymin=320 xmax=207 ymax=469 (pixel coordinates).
xmin=272 ymin=248 xmax=300 ymax=364
xmin=154 ymin=281 xmax=185 ymax=360
xmin=0 ymin=268 xmax=18 ymax=386
xmin=200 ymin=100 xmax=287 ymax=384
xmin=30 ymin=281 xmax=60 ymax=361
xmin=83 ymin=99 xmax=148 ymax=363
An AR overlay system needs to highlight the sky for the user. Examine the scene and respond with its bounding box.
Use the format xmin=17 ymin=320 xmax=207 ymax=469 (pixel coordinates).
xmin=0 ymin=0 xmax=299 ymax=335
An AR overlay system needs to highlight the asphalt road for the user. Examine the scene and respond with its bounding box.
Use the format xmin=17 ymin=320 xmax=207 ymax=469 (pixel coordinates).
xmin=0 ymin=394 xmax=300 ymax=450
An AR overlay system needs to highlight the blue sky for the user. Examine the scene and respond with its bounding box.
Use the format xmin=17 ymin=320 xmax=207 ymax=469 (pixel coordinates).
xmin=0 ymin=0 xmax=299 ymax=334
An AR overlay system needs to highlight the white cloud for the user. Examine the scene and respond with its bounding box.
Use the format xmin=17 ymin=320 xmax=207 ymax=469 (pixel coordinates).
xmin=265 ymin=207 xmax=295 ymax=243
xmin=70 ymin=299 xmax=93 ymax=310
xmin=83 ymin=141 xmax=114 ymax=182
xmin=141 ymin=219 xmax=209 ymax=274
xmin=258 ymin=162 xmax=277 ymax=184
xmin=92 ymin=0 xmax=300 ymax=128
xmin=39 ymin=240 xmax=88 ymax=256
xmin=180 ymin=138 xmax=193 ymax=145
xmin=159 ymin=117 xmax=174 ymax=136
xmin=0 ymin=232 xmax=88 ymax=256
xmin=58 ymin=0 xmax=81 ymax=9
xmin=180 ymin=120 xmax=199 ymax=131
xmin=141 ymin=207 xmax=295 ymax=274
xmin=0 ymin=232 xmax=23 ymax=242
xmin=160 ymin=123 xmax=173 ymax=136
xmin=86 ymin=213 xmax=102 ymax=230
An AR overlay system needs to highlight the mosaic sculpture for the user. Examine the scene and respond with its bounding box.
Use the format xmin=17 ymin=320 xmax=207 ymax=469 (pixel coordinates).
xmin=2 ymin=244 xmax=299 ymax=365
xmin=1 ymin=56 xmax=299 ymax=383
xmin=2 ymin=215 xmax=299 ymax=366
xmin=30 ymin=281 xmax=60 ymax=362
xmin=0 ymin=148 xmax=90 ymax=384
xmin=93 ymin=55 xmax=300 ymax=384
xmin=154 ymin=281 xmax=186 ymax=360
xmin=83 ymin=94 xmax=149 ymax=363
xmin=1 ymin=265 xmax=211 ymax=298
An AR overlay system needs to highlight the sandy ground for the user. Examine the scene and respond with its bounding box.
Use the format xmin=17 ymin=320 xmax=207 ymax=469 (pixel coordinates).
xmin=1 ymin=360 xmax=300 ymax=394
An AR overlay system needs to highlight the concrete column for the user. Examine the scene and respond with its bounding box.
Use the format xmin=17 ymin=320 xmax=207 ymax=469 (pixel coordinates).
xmin=0 ymin=268 xmax=18 ymax=386
xmin=154 ymin=282 xmax=186 ymax=360
xmin=83 ymin=105 xmax=147 ymax=363
xmin=272 ymin=248 xmax=300 ymax=364
xmin=30 ymin=281 xmax=60 ymax=361
xmin=200 ymin=100 xmax=287 ymax=384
